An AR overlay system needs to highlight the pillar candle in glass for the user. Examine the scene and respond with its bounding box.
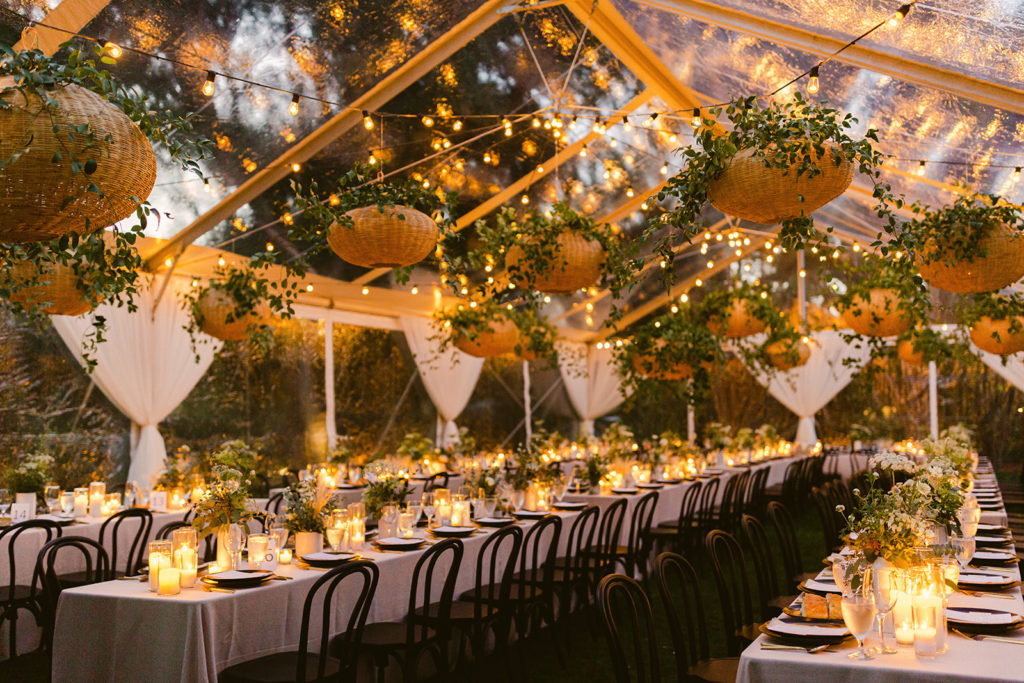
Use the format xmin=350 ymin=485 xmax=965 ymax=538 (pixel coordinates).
xmin=88 ymin=482 xmax=105 ymax=517
xmin=913 ymin=594 xmax=945 ymax=657
xmin=278 ymin=548 xmax=293 ymax=564
xmin=349 ymin=516 xmax=365 ymax=550
xmin=435 ymin=501 xmax=452 ymax=527
xmin=73 ymin=487 xmax=88 ymax=517
xmin=524 ymin=485 xmax=539 ymax=512
xmin=148 ymin=540 xmax=172 ymax=592
xmin=171 ymin=528 xmax=198 ymax=587
xmin=247 ymin=533 xmax=269 ymax=570
xmin=451 ymin=498 xmax=471 ymax=526
xmin=158 ymin=567 xmax=181 ymax=596
xmin=891 ymin=570 xmax=915 ymax=645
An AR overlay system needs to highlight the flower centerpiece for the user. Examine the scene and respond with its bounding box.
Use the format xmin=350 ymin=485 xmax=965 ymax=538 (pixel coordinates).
xmin=464 ymin=460 xmax=503 ymax=497
xmin=5 ymin=452 xmax=54 ymax=504
xmin=362 ymin=461 xmax=412 ymax=521
xmin=841 ymin=474 xmax=934 ymax=567
xmin=580 ymin=452 xmax=610 ymax=493
xmin=283 ymin=479 xmax=338 ymax=556
xmin=190 ymin=442 xmax=260 ymax=567
xmin=396 ymin=431 xmax=436 ymax=466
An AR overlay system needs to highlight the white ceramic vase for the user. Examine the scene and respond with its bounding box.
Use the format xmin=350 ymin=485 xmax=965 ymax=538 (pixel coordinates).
xmin=294 ymin=531 xmax=323 ymax=558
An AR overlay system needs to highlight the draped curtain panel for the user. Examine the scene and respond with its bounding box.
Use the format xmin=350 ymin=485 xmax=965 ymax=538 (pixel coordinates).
xmin=747 ymin=330 xmax=871 ymax=448
xmin=399 ymin=315 xmax=483 ymax=447
xmin=51 ymin=276 xmax=221 ymax=486
xmin=557 ymin=341 xmax=632 ymax=436
xmin=974 ymin=348 xmax=1024 ymax=393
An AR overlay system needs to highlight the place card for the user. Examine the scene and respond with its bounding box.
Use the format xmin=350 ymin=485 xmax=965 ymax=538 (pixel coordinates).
xmin=150 ymin=491 xmax=167 ymax=511
xmin=9 ymin=502 xmax=34 ymax=523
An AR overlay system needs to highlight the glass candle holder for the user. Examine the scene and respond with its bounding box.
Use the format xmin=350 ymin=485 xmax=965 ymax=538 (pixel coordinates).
xmin=73 ymin=487 xmax=88 ymax=517
xmin=278 ymin=548 xmax=293 ymax=564
xmin=452 ymin=498 xmax=471 ymax=525
xmin=349 ymin=517 xmax=365 ymax=550
xmin=891 ymin=569 xmax=915 ymax=645
xmin=158 ymin=567 xmax=181 ymax=596
xmin=913 ymin=593 xmax=946 ymax=657
xmin=88 ymin=482 xmax=105 ymax=517
xmin=171 ymin=528 xmax=198 ymax=587
xmin=247 ymin=533 xmax=269 ymax=569
xmin=148 ymin=540 xmax=172 ymax=592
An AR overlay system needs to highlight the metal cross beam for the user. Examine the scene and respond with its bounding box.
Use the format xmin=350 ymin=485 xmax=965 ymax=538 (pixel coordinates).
xmin=14 ymin=0 xmax=112 ymax=55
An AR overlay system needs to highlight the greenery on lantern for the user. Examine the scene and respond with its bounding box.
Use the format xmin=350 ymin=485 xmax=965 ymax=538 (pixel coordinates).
xmin=894 ymin=193 xmax=1024 ymax=268
xmin=455 ymin=203 xmax=639 ymax=307
xmin=289 ymin=164 xmax=457 ymax=283
xmin=895 ymin=327 xmax=962 ymax=365
xmin=601 ymin=422 xmax=635 ymax=459
xmin=4 ymin=451 xmax=54 ymax=498
xmin=655 ymin=95 xmax=890 ymax=275
xmin=362 ymin=461 xmax=412 ymax=520
xmin=282 ymin=479 xmax=338 ymax=534
xmin=434 ymin=298 xmax=556 ymax=360
xmin=960 ymin=292 xmax=1024 ymax=332
xmin=616 ymin=309 xmax=723 ymax=403
xmin=506 ymin=447 xmax=557 ymax=491
xmin=328 ymin=441 xmax=364 ymax=467
xmin=696 ymin=282 xmax=781 ymax=334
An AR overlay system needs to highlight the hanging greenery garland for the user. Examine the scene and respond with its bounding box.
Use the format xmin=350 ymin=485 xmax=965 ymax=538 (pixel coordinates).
xmin=290 ymin=164 xmax=456 ymax=281
xmin=829 ymin=255 xmax=928 ymax=348
xmin=654 ymin=95 xmax=891 ymax=279
xmin=434 ymin=299 xmax=556 ymax=361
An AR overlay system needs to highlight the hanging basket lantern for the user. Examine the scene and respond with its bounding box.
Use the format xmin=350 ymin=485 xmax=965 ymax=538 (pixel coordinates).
xmin=327 ymin=205 xmax=438 ymax=268
xmin=708 ymin=144 xmax=854 ymax=225
xmin=630 ymin=340 xmax=711 ymax=380
xmin=840 ymin=288 xmax=911 ymax=337
xmin=6 ymin=261 xmax=92 ymax=316
xmin=764 ymin=338 xmax=811 ymax=371
xmin=918 ymin=221 xmax=1024 ymax=294
xmin=454 ymin=318 xmax=519 ymax=358
xmin=0 ymin=81 xmax=157 ymax=243
xmin=897 ymin=339 xmax=926 ymax=366
xmin=969 ymin=316 xmax=1024 ymax=355
xmin=707 ymin=298 xmax=767 ymax=338
xmin=195 ymin=287 xmax=270 ymax=342
xmin=505 ymin=232 xmax=606 ymax=294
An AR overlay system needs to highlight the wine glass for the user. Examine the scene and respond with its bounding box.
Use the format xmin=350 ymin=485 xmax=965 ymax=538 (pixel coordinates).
xmin=406 ymin=502 xmax=422 ymax=526
xmin=483 ymin=497 xmax=498 ymax=519
xmin=224 ymin=524 xmax=245 ymax=571
xmin=951 ymin=534 xmax=976 ymax=572
xmin=421 ymin=492 xmax=435 ymax=528
xmin=552 ymin=474 xmax=567 ymax=503
xmin=44 ymin=485 xmax=61 ymax=514
xmin=325 ymin=524 xmax=344 ymax=553
xmin=832 ymin=553 xmax=862 ymax=596
xmin=841 ymin=589 xmax=877 ymax=660
xmin=869 ymin=566 xmax=898 ymax=655
xmin=512 ymin=489 xmax=525 ymax=511
xmin=0 ymin=489 xmax=11 ymax=517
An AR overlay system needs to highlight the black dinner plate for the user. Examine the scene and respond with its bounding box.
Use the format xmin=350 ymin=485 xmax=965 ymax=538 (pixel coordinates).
xmin=636 ymin=483 xmax=664 ymax=490
xmin=475 ymin=516 xmax=516 ymax=527
xmin=976 ymin=536 xmax=1015 ymax=549
xmin=337 ymin=483 xmax=364 ymax=490
xmin=797 ymin=578 xmax=840 ymax=596
xmin=552 ymin=501 xmax=586 ymax=511
xmin=946 ymin=606 xmax=1024 ymax=634
xmin=300 ymin=551 xmax=359 ymax=568
xmin=202 ymin=569 xmax=275 ymax=588
xmin=373 ymin=537 xmax=426 ymax=551
xmin=971 ymin=550 xmax=1019 ymax=566
xmin=512 ymin=509 xmax=550 ymax=520
xmin=429 ymin=526 xmax=476 ymax=538
xmin=758 ymin=619 xmax=851 ymax=646
xmin=656 ymin=478 xmax=683 ymax=485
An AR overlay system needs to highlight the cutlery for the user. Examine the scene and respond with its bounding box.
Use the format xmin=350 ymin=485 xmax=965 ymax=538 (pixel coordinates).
xmin=295 ymin=563 xmax=329 ymax=571
xmin=959 ymin=589 xmax=1018 ymax=600
xmin=760 ymin=643 xmax=831 ymax=654
xmin=117 ymin=575 xmax=145 ymax=581
xmin=201 ymin=585 xmax=235 ymax=594
xmin=953 ymin=628 xmax=1024 ymax=645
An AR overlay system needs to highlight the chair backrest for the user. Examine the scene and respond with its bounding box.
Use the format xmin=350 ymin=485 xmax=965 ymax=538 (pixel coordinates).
xmin=34 ymin=536 xmax=110 ymax=650
xmin=807 ymin=456 xmax=825 ymax=488
xmin=423 ymin=472 xmax=451 ymax=493
xmin=766 ymin=501 xmax=802 ymax=593
xmin=564 ymin=505 xmax=600 ymax=584
xmin=155 ymin=520 xmax=192 ymax=540
xmin=694 ymin=477 xmax=721 ymax=539
xmin=595 ymin=498 xmax=628 ymax=567
xmin=596 ymin=574 xmax=660 ymax=683
xmin=745 ymin=467 xmax=769 ymax=517
xmin=728 ymin=470 xmax=752 ymax=529
xmin=674 ymin=480 xmax=702 ymax=532
xmin=716 ymin=474 xmax=742 ymax=529
xmin=406 ymin=538 xmax=463 ymax=647
xmin=470 ymin=524 xmax=523 ymax=622
xmin=780 ymin=460 xmax=802 ymax=501
xmin=0 ymin=520 xmax=62 ymax=600
xmin=517 ymin=514 xmax=561 ymax=596
xmin=99 ymin=508 xmax=153 ymax=577
xmin=704 ymin=529 xmax=754 ymax=656
xmin=810 ymin=485 xmax=838 ymax=552
xmin=740 ymin=514 xmax=780 ymax=613
xmin=296 ymin=560 xmax=379 ymax=683
xmin=264 ymin=491 xmax=285 ymax=516
xmin=625 ymin=491 xmax=659 ymax=560
xmin=654 ymin=552 xmax=710 ymax=679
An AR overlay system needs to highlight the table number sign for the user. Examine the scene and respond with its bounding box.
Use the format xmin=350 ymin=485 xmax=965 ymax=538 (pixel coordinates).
xmin=10 ymin=502 xmax=34 ymax=523
xmin=150 ymin=491 xmax=167 ymax=511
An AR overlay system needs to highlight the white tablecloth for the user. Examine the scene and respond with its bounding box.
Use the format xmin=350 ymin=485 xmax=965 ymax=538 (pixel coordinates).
xmin=52 ymin=510 xmax=578 ymax=683
xmin=739 ymin=463 xmax=1024 ymax=682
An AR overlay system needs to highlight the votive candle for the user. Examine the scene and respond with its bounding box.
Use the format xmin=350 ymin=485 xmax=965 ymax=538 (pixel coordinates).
xmin=158 ymin=567 xmax=181 ymax=596
xmin=148 ymin=552 xmax=170 ymax=592
xmin=278 ymin=549 xmax=292 ymax=564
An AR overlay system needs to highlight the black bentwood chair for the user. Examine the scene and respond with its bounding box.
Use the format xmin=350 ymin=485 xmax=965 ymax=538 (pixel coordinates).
xmin=334 ymin=538 xmax=463 ymax=682
xmin=0 ymin=520 xmax=62 ymax=657
xmin=34 ymin=536 xmax=110 ymax=652
xmin=646 ymin=479 xmax=702 ymax=554
xmin=766 ymin=501 xmax=816 ymax=593
xmin=612 ymin=490 xmax=659 ymax=583
xmin=654 ymin=552 xmax=740 ymax=683
xmin=704 ymin=529 xmax=760 ymax=656
xmin=62 ymin=508 xmax=152 ymax=583
xmin=220 ymin=560 xmax=379 ymax=683
xmin=596 ymin=574 xmax=661 ymax=683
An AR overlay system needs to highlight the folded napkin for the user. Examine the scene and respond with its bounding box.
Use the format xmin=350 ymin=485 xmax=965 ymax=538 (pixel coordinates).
xmin=974 ymin=550 xmax=1016 ymax=561
xmin=768 ymin=616 xmax=849 ymax=636
xmin=377 ymin=536 xmax=423 ymax=545
xmin=947 ymin=608 xmax=1020 ymax=625
xmin=804 ymin=578 xmax=841 ymax=594
xmin=958 ymin=572 xmax=1013 ymax=586
xmin=302 ymin=551 xmax=355 ymax=562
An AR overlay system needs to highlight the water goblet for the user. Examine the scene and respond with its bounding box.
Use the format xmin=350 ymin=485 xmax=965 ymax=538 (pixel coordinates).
xmin=512 ymin=489 xmax=526 ymax=511
xmin=224 ymin=524 xmax=245 ymax=571
xmin=325 ymin=525 xmax=344 ymax=553
xmin=421 ymin=492 xmax=435 ymax=528
xmin=0 ymin=489 xmax=11 ymax=517
xmin=951 ymin=534 xmax=976 ymax=572
xmin=841 ymin=590 xmax=877 ymax=660
xmin=406 ymin=502 xmax=423 ymax=526
xmin=869 ymin=566 xmax=898 ymax=654
xmin=247 ymin=533 xmax=269 ymax=569
xmin=44 ymin=485 xmax=61 ymax=514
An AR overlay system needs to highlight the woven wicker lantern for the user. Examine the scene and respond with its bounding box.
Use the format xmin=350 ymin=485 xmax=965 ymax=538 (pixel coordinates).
xmin=505 ymin=232 xmax=606 ymax=294
xmin=453 ymin=317 xmax=519 ymax=357
xmin=6 ymin=261 xmax=92 ymax=316
xmin=195 ymin=287 xmax=270 ymax=342
xmin=707 ymin=298 xmax=767 ymax=338
xmin=0 ymin=81 xmax=156 ymax=243
xmin=631 ymin=353 xmax=697 ymax=381
xmin=841 ymin=289 xmax=911 ymax=337
xmin=764 ymin=338 xmax=811 ymax=370
xmin=918 ymin=222 xmax=1024 ymax=294
xmin=708 ymin=144 xmax=854 ymax=225
xmin=970 ymin=316 xmax=1024 ymax=355
xmin=897 ymin=339 xmax=925 ymax=366
xmin=327 ymin=205 xmax=438 ymax=268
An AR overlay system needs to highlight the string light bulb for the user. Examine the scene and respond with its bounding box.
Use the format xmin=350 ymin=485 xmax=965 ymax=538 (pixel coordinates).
xmin=217 ymin=257 xmax=226 ymax=267
xmin=691 ymin=108 xmax=701 ymax=128
xmin=889 ymin=3 xmax=911 ymax=27
xmin=368 ymin=153 xmax=377 ymax=165
xmin=807 ymin=66 xmax=820 ymax=94
xmin=203 ymin=178 xmax=212 ymax=193
xmin=290 ymin=162 xmax=301 ymax=173
xmin=520 ymin=194 xmax=529 ymax=204
xmin=916 ymin=160 xmax=926 ymax=176
xmin=626 ymin=187 xmax=635 ymax=198
xmin=288 ymin=93 xmax=300 ymax=116
xmin=102 ymin=41 xmax=122 ymax=59
xmin=422 ymin=115 xmax=434 ymax=128
xmin=362 ymin=111 xmax=374 ymax=129
xmin=306 ymin=284 xmax=314 ymax=292
xmin=622 ymin=116 xmax=631 ymax=132
xmin=532 ymin=117 xmax=541 ymax=128
xmin=201 ymin=71 xmax=216 ymax=97
xmin=569 ymin=116 xmax=577 ymax=130
xmin=452 ymin=119 xmax=463 ymax=131
xmin=659 ymin=163 xmax=668 ymax=175
xmin=1015 ymin=167 xmax=1022 ymax=180
xmin=643 ymin=113 xmax=658 ymax=128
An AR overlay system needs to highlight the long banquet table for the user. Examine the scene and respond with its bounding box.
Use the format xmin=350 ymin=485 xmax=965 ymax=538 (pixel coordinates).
xmin=52 ymin=509 xmax=577 ymax=682
xmin=739 ymin=459 xmax=1024 ymax=682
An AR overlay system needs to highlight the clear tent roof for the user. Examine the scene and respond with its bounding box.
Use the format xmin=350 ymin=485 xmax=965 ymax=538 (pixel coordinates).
xmin=4 ymin=0 xmax=1021 ymax=334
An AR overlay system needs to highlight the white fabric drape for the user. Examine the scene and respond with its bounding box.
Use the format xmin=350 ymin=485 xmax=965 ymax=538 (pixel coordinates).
xmin=974 ymin=347 xmax=1024 ymax=392
xmin=747 ymin=330 xmax=871 ymax=448
xmin=51 ymin=276 xmax=221 ymax=486
xmin=399 ymin=316 xmax=484 ymax=447
xmin=557 ymin=341 xmax=632 ymax=436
